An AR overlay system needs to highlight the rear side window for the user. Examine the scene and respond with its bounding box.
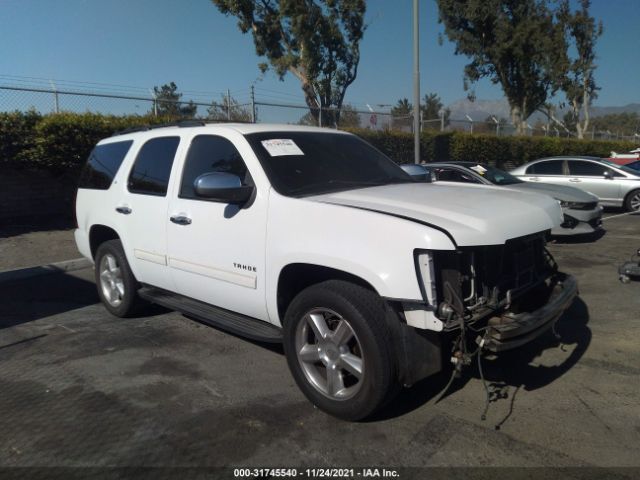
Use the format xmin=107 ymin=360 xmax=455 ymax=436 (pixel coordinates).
xmin=568 ymin=160 xmax=620 ymax=177
xmin=434 ymin=168 xmax=479 ymax=183
xmin=78 ymin=140 xmax=133 ymax=190
xmin=128 ymin=137 xmax=180 ymax=196
xmin=179 ymin=135 xmax=249 ymax=199
xmin=526 ymin=160 xmax=564 ymax=175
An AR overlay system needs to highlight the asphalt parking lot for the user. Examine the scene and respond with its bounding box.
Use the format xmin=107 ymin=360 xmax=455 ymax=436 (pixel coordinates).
xmin=1 ymin=213 xmax=639 ymax=477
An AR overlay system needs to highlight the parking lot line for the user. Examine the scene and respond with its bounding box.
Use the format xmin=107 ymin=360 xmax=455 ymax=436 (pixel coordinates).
xmin=602 ymin=211 xmax=639 ymax=221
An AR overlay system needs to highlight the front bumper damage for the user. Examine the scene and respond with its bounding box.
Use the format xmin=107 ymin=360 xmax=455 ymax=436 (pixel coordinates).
xmin=483 ymin=273 xmax=578 ymax=352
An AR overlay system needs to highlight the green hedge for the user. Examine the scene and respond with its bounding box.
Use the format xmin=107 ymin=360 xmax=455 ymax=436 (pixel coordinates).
xmin=1 ymin=112 xmax=636 ymax=177
xmin=1 ymin=111 xmax=173 ymax=173
xmin=347 ymin=128 xmax=637 ymax=169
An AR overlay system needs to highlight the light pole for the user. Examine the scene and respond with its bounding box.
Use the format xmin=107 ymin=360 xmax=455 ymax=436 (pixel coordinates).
xmin=413 ymin=0 xmax=420 ymax=164
xmin=465 ymin=114 xmax=473 ymax=134
xmin=491 ymin=115 xmax=500 ymax=136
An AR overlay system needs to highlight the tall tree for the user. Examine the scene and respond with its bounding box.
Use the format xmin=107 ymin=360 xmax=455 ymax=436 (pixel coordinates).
xmin=421 ymin=92 xmax=450 ymax=129
xmin=391 ymin=98 xmax=413 ymax=130
xmin=558 ymin=0 xmax=603 ymax=139
xmin=207 ymin=94 xmax=252 ymax=122
xmin=212 ymin=0 xmax=366 ymax=125
xmin=391 ymin=98 xmax=412 ymax=116
xmin=152 ymin=82 xmax=197 ymax=118
xmin=298 ymin=103 xmax=361 ymax=128
xmin=437 ymin=0 xmax=567 ymax=134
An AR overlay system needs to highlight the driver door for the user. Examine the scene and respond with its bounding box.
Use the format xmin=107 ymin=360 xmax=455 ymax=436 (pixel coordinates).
xmin=166 ymin=134 xmax=269 ymax=322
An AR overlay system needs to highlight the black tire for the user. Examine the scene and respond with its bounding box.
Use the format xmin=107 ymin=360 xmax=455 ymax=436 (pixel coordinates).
xmin=283 ymin=280 xmax=398 ymax=421
xmin=94 ymin=239 xmax=143 ymax=317
xmin=624 ymin=189 xmax=640 ymax=212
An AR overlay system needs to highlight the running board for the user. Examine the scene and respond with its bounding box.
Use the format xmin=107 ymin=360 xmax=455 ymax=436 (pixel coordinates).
xmin=138 ymin=286 xmax=283 ymax=343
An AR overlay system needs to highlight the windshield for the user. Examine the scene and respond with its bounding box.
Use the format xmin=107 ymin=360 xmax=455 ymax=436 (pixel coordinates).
xmin=625 ymin=160 xmax=640 ymax=172
xmin=245 ymin=131 xmax=414 ymax=196
xmin=465 ymin=164 xmax=523 ymax=185
xmin=600 ymin=159 xmax=640 ymax=176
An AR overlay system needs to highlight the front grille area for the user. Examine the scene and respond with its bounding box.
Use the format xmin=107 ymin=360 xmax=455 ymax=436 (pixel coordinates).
xmin=572 ymin=201 xmax=598 ymax=211
xmin=432 ymin=232 xmax=552 ymax=327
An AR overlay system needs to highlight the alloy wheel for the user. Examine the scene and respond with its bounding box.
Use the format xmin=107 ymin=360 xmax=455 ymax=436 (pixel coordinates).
xmin=294 ymin=308 xmax=364 ymax=400
xmin=99 ymin=253 xmax=125 ymax=307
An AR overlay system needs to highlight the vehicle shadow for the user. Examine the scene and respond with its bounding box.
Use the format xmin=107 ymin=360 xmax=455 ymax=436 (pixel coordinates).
xmin=0 ymin=271 xmax=101 ymax=329
xmin=372 ymin=296 xmax=591 ymax=422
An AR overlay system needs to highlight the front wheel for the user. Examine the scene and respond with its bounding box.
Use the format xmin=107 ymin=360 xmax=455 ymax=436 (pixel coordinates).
xmin=283 ymin=280 xmax=398 ymax=421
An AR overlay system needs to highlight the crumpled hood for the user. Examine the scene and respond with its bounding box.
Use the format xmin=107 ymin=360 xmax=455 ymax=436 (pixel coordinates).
xmin=505 ymin=181 xmax=598 ymax=202
xmin=308 ymin=182 xmax=563 ymax=246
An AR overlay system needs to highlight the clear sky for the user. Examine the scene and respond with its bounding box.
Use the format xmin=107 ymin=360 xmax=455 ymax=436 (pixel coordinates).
xmin=0 ymin=0 xmax=638 ymax=114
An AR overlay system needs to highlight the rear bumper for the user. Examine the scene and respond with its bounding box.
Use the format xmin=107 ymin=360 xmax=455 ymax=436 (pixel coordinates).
xmin=484 ymin=273 xmax=578 ymax=352
xmin=74 ymin=228 xmax=93 ymax=262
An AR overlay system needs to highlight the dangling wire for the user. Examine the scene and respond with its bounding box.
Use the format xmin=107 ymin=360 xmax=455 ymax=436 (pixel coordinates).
xmin=477 ymin=348 xmax=491 ymax=421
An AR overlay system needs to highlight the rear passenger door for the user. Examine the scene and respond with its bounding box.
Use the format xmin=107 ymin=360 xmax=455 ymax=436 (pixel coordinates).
xmin=118 ymin=136 xmax=182 ymax=291
xmin=166 ymin=134 xmax=269 ymax=322
xmin=566 ymin=160 xmax=622 ymax=203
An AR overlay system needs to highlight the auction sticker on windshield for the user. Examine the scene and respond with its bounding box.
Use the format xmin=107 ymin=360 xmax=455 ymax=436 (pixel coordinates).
xmin=470 ymin=165 xmax=487 ymax=175
xmin=261 ymin=139 xmax=304 ymax=156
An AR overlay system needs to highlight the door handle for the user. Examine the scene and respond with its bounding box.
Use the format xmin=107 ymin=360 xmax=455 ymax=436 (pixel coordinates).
xmin=115 ymin=206 xmax=132 ymax=215
xmin=170 ymin=215 xmax=192 ymax=225
xmin=569 ymin=178 xmax=581 ymax=183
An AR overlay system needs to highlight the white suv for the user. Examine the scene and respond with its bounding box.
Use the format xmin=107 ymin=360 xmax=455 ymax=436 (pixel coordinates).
xmin=75 ymin=123 xmax=577 ymax=420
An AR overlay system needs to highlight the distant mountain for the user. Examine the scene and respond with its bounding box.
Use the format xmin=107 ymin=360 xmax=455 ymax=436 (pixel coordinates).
xmin=446 ymin=98 xmax=640 ymax=123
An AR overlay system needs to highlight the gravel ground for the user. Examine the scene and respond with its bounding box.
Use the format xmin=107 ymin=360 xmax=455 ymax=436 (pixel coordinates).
xmin=0 ymin=212 xmax=638 ymax=479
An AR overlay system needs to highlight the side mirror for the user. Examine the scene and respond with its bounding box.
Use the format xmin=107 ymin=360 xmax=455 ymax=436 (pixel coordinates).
xmin=400 ymin=164 xmax=433 ymax=183
xmin=194 ymin=172 xmax=254 ymax=204
xmin=603 ymin=170 xmax=614 ymax=179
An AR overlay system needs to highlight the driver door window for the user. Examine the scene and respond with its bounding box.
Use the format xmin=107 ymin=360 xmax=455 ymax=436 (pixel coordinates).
xmin=179 ymin=135 xmax=252 ymax=200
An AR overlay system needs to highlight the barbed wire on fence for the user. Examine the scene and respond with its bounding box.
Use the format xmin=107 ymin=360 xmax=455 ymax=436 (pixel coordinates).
xmin=1 ymin=84 xmax=638 ymax=142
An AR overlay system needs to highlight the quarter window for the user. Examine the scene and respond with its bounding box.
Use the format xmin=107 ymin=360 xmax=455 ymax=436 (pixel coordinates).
xmin=526 ymin=160 xmax=564 ymax=175
xmin=128 ymin=137 xmax=180 ymax=196
xmin=78 ymin=140 xmax=133 ymax=190
xmin=180 ymin=135 xmax=250 ymax=199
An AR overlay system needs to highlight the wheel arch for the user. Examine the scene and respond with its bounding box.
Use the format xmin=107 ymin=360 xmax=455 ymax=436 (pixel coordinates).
xmin=89 ymin=224 xmax=121 ymax=259
xmin=623 ymin=188 xmax=640 ymax=211
xmin=276 ymin=263 xmax=379 ymax=323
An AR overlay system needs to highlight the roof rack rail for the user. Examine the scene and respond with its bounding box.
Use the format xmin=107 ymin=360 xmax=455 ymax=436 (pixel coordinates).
xmin=111 ymin=119 xmax=207 ymax=137
xmin=112 ymin=125 xmax=151 ymax=136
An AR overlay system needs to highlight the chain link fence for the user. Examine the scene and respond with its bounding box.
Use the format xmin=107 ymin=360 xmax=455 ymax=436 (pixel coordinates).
xmin=1 ymin=84 xmax=638 ymax=142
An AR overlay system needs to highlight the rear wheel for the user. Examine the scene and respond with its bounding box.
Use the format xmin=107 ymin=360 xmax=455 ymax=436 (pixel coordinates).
xmin=283 ymin=280 xmax=398 ymax=421
xmin=624 ymin=189 xmax=640 ymax=212
xmin=94 ymin=239 xmax=143 ymax=317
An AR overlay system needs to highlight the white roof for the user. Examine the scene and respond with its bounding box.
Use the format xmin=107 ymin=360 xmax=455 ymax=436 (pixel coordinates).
xmin=101 ymin=122 xmax=348 ymax=144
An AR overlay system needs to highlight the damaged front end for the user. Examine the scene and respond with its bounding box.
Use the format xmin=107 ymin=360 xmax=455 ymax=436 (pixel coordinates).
xmin=417 ymin=231 xmax=578 ymax=352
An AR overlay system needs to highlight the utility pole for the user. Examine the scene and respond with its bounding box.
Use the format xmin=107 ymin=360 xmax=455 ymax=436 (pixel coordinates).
xmin=250 ymin=85 xmax=256 ymax=123
xmin=412 ymin=0 xmax=420 ymax=164
xmin=50 ymin=80 xmax=59 ymax=114
xmin=149 ymin=88 xmax=158 ymax=117
xmin=226 ymin=88 xmax=231 ymax=121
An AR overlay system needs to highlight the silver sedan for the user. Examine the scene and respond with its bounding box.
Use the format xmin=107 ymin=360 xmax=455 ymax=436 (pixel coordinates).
xmin=401 ymin=161 xmax=602 ymax=236
xmin=510 ymin=156 xmax=640 ymax=211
